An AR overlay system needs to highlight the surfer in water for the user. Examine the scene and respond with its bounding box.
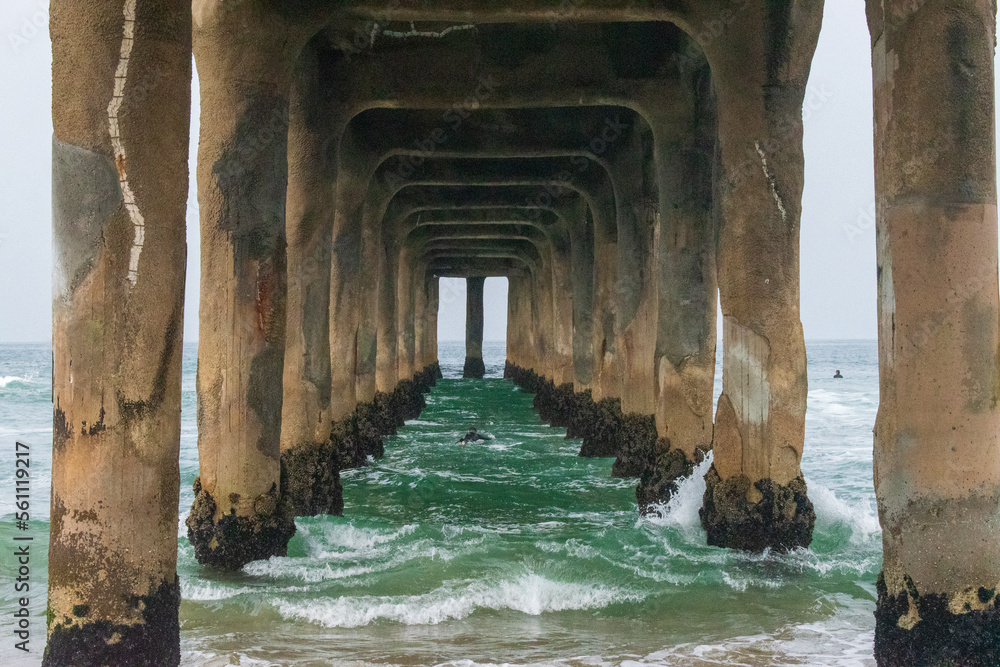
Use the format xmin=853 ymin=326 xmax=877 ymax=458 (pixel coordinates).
xmin=834 ymin=369 xmax=843 ymax=378
xmin=457 ymin=428 xmax=492 ymax=445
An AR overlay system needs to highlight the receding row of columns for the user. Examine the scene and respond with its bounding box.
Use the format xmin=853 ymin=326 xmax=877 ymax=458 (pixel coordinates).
xmin=47 ymin=1 xmax=1000 ymax=664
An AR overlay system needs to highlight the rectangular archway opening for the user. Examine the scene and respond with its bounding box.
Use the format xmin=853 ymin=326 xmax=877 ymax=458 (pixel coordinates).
xmin=435 ymin=276 xmax=508 ymax=378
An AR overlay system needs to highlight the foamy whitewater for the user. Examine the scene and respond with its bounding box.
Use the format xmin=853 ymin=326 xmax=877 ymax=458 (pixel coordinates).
xmin=0 ymin=340 xmax=881 ymax=666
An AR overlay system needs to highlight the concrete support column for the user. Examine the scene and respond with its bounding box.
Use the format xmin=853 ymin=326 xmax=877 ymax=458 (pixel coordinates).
xmin=412 ymin=261 xmax=428 ymax=370
xmin=46 ymin=0 xmax=190 ymax=662
xmin=506 ymin=273 xmax=532 ymax=370
xmin=570 ymin=211 xmax=597 ymax=392
xmin=186 ymin=5 xmax=300 ymax=569
xmin=609 ymin=126 xmax=659 ymax=418
xmin=355 ymin=196 xmax=380 ymax=403
xmin=527 ymin=270 xmax=545 ymax=376
xmin=281 ymin=38 xmax=335 ymax=458
xmin=427 ymin=276 xmax=440 ymax=367
xmin=594 ymin=239 xmax=620 ymax=402
xmin=644 ymin=74 xmax=718 ymax=506
xmin=866 ymin=2 xmax=1000 ymax=663
xmin=276 ymin=36 xmax=344 ymax=521
xmin=463 ymin=277 xmax=486 ymax=378
xmin=580 ymin=186 xmax=618 ymax=402
xmin=414 ymin=272 xmax=439 ymax=372
xmin=536 ymin=253 xmax=560 ymax=379
xmin=505 ymin=275 xmax=520 ymax=368
xmin=549 ymin=228 xmax=576 ymax=386
xmin=397 ymin=247 xmax=417 ymax=381
xmin=698 ymin=4 xmax=823 ymax=552
xmin=520 ymin=272 xmax=535 ymax=371
xmin=376 ymin=233 xmax=399 ymax=391
xmin=329 ymin=131 xmax=365 ymax=421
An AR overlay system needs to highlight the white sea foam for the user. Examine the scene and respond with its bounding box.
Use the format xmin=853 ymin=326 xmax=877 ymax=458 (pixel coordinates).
xmin=297 ymin=521 xmax=419 ymax=557
xmin=181 ymin=650 xmax=278 ymax=667
xmin=237 ymin=522 xmax=426 ymax=582
xmin=779 ymin=546 xmax=882 ymax=578
xmin=639 ymin=453 xmax=714 ymax=533
xmin=721 ymin=571 xmax=785 ymax=592
xmin=0 ymin=375 xmax=30 ymax=388
xmin=628 ymin=613 xmax=876 ymax=666
xmin=181 ymin=580 xmax=259 ymax=601
xmin=272 ymin=573 xmax=642 ymax=628
xmin=243 ymin=525 xmax=484 ymax=584
xmin=810 ymin=483 xmax=881 ymax=543
xmin=438 ymin=661 xmax=610 ymax=667
xmin=244 ymin=558 xmax=383 ymax=583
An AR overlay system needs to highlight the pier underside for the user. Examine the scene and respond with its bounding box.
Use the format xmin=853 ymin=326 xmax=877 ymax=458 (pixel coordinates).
xmin=45 ymin=1 xmax=1000 ymax=664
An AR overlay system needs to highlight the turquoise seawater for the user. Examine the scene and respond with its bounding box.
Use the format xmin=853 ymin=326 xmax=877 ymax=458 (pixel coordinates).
xmin=0 ymin=340 xmax=880 ymax=666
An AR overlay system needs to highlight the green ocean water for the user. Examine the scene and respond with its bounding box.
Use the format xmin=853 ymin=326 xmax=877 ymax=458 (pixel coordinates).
xmin=1 ymin=340 xmax=881 ymax=665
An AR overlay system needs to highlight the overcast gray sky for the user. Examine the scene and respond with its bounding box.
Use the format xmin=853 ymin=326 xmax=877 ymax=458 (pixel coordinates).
xmin=1 ymin=1 xmax=991 ymax=343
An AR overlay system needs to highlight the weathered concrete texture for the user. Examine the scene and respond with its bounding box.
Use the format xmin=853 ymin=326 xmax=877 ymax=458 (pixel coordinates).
xmin=866 ymin=0 xmax=1000 ymax=662
xmin=609 ymin=122 xmax=659 ymax=420
xmin=280 ymin=439 xmax=344 ymax=518
xmin=54 ymin=4 xmax=1000 ymax=664
xmin=192 ymin=1 xmax=303 ymax=575
xmin=653 ymin=65 xmax=718 ymax=464
xmin=47 ymin=0 xmax=190 ymax=662
xmin=186 ymin=479 xmax=296 ymax=570
xmin=280 ymin=35 xmax=337 ymax=459
xmin=699 ymin=465 xmax=815 ymax=553
xmin=874 ymin=572 xmax=1000 ymax=667
xmin=43 ymin=578 xmax=181 ymax=667
xmin=698 ymin=2 xmax=825 ymax=553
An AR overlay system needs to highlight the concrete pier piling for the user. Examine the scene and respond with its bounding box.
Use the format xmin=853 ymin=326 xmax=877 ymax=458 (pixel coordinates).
xmin=867 ymin=1 xmax=1000 ymax=663
xmin=463 ymin=277 xmax=487 ymax=378
xmin=47 ymin=0 xmax=190 ymax=662
xmin=696 ymin=4 xmax=823 ymax=553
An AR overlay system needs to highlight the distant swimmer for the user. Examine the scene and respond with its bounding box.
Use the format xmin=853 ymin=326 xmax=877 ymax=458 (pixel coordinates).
xmin=457 ymin=428 xmax=492 ymax=445
xmin=834 ymin=370 xmax=843 ymax=378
